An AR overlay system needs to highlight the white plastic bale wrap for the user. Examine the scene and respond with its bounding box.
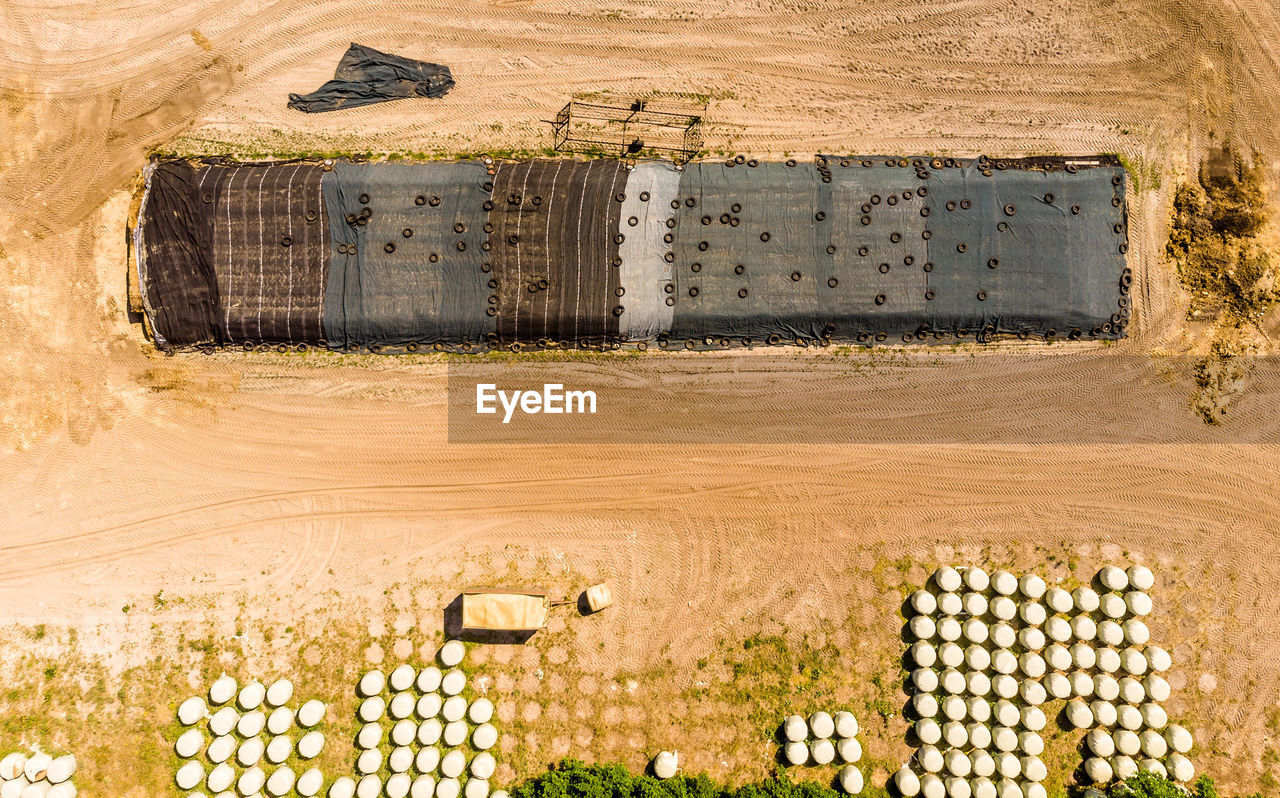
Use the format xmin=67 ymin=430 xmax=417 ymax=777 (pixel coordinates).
xmin=268 ymin=706 xmax=295 ymax=735
xmin=1125 ymin=592 xmax=1153 ymax=617
xmin=297 ymin=699 xmax=326 ymax=728
xmin=411 ymin=776 xmax=436 ymax=798
xmin=1094 ymin=674 xmax=1119 ymax=702
xmin=207 ymin=735 xmax=235 ymax=764
xmin=1140 ymin=758 xmax=1168 ymax=778
xmin=1146 ymin=646 xmax=1172 ymax=673
xmin=1098 ymin=565 xmax=1128 ymax=592
xmin=967 ymin=697 xmax=993 ymax=724
xmin=945 ymin=777 xmax=971 ymax=798
xmin=208 ymin=762 xmax=235 ymax=792
xmin=1021 ymin=755 xmax=1047 ymax=782
xmin=1071 ymin=616 xmax=1097 ymax=642
xmin=390 ymin=664 xmax=416 ymax=693
xmin=935 ymin=566 xmax=962 ymax=593
xmin=208 ymin=706 xmax=238 ymax=737
xmin=236 ymin=737 xmax=264 ymax=767
xmin=238 ymin=680 xmax=266 ymax=710
xmin=1044 ymin=617 xmax=1071 ymax=644
xmin=784 ymin=742 xmax=809 ymax=765
xmin=440 ymin=750 xmax=466 ymax=779
xmin=812 ymin=739 xmax=836 ymax=765
xmin=1017 ymin=628 xmax=1045 ymax=652
xmin=938 ymin=592 xmax=963 ymax=616
xmin=810 ymin=711 xmax=835 ymax=739
xmin=911 ymin=591 xmax=938 ymax=615
xmin=968 ymin=723 xmax=993 ymax=750
xmin=1087 ymin=730 xmax=1115 ymax=757
xmin=1083 ymin=758 xmax=1113 ymax=784
xmin=1097 ymin=621 xmax=1124 ymax=648
xmin=416 ymin=747 xmax=441 ymax=774
xmin=389 ymin=747 xmax=414 ymax=773
xmin=895 ymin=767 xmax=922 ymax=797
xmin=443 ymin=720 xmax=468 ymax=747
xmin=834 ymin=711 xmax=858 ymax=738
xmin=176 ymin=761 xmax=205 ymax=790
xmin=1118 ymin=677 xmax=1145 ymax=704
xmin=972 ymin=751 xmax=996 ymax=778
xmin=990 ymin=597 xmax=1016 ymax=622
xmin=1096 ymin=648 xmax=1121 ymax=674
xmin=942 ymin=695 xmax=967 ymax=721
xmin=996 ymin=753 xmax=1020 ymax=780
xmin=993 ymin=700 xmax=1018 ymax=728
xmin=1019 ymin=575 xmax=1046 ymax=599
xmin=1117 ymin=705 xmax=1142 ymax=731
xmin=943 ymin=721 xmax=968 ymax=748
xmin=911 ymin=642 xmax=938 ymax=668
xmin=1044 ymin=672 xmax=1071 ymax=700
xmin=439 ymin=640 xmax=466 ymax=667
xmin=209 ymin=675 xmax=237 ymax=706
xmin=297 ymin=768 xmax=324 ymax=797
xmin=940 ymin=643 xmax=964 ymax=669
xmin=839 ymin=765 xmax=864 ymax=794
xmin=465 ymin=778 xmax=490 ymax=798
xmin=990 ymin=624 xmax=1016 ymax=650
xmin=266 ymin=679 xmax=294 ymax=707
xmin=944 ymin=749 xmax=972 ymax=777
xmin=328 ymin=776 xmax=357 ymax=798
xmin=1065 ymin=700 xmax=1094 ymax=729
xmin=237 ymin=766 xmax=266 ymax=796
xmin=972 ymin=778 xmax=997 ymax=798
xmin=919 ymin=745 xmax=945 ymax=773
xmin=1091 ymin=701 xmax=1118 ymax=728
xmin=1140 ymin=730 xmax=1168 ymax=758
xmin=1100 ymin=593 xmax=1127 ymax=620
xmin=441 ymin=670 xmax=467 ymax=696
xmin=442 ymin=695 xmax=467 ymax=723
xmin=266 ymin=765 xmax=296 ymax=796
xmin=473 ymin=723 xmax=499 ymax=750
xmin=966 ymin=645 xmax=992 ymax=673
xmin=922 ymin=774 xmax=945 ymax=798
xmin=1141 ymin=703 xmax=1168 ymax=729
xmin=1144 ymin=675 xmax=1171 ymax=703
xmin=838 ymin=737 xmax=862 ymax=763
xmin=391 ymin=692 xmax=416 ymax=720
xmin=991 ymin=650 xmax=1017 ymax=676
xmin=471 ymin=752 xmax=497 ymax=779
xmin=357 ymin=723 xmax=382 ymax=749
xmin=938 ymin=617 xmax=962 ymax=642
xmin=358 ymin=775 xmax=385 ymax=798
xmin=1070 ymin=670 xmax=1094 ymax=698
xmin=298 ymin=730 xmax=325 ymax=759
xmin=1072 ymin=587 xmax=1100 ymax=613
xmin=176 ymin=728 xmax=205 ymax=758
xmin=990 ymin=571 xmax=1018 ymax=596
xmin=357 ymin=749 xmax=382 ymax=775
xmin=469 ymin=698 xmax=495 ymax=724
xmin=417 ymin=693 xmax=443 ymax=720
xmin=1167 ymin=753 xmax=1194 ymax=782
xmin=1113 ymin=729 xmax=1141 ymax=756
xmin=1164 ymin=725 xmax=1193 ymax=753
xmin=914 ymin=694 xmax=939 ymax=718
xmin=964 ymin=620 xmax=990 ymax=646
xmin=1018 ymin=731 xmax=1044 ymax=756
xmin=417 ymin=667 xmax=443 ymax=693
xmin=359 ymin=696 xmax=386 ymax=723
xmin=967 ymin=671 xmax=992 ymax=697
xmin=1112 ymin=755 xmax=1138 ymax=780
xmin=653 ymin=751 xmax=679 ymax=779
xmin=237 ymin=710 xmax=266 ymax=738
xmin=266 ymin=735 xmax=293 ymax=764
xmin=179 ymin=696 xmax=208 ymax=725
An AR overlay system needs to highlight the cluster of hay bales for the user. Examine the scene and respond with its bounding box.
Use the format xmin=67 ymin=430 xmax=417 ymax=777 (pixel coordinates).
xmin=897 ymin=565 xmax=1193 ymax=797
xmin=780 ymin=711 xmax=864 ymax=793
xmin=173 ymin=674 xmax=327 ymax=797
xmin=330 ymin=641 xmax=507 ymax=798
xmin=0 ymin=750 xmax=77 ymax=797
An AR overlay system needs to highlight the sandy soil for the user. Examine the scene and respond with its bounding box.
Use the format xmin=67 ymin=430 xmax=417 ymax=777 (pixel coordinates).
xmin=3 ymin=0 xmax=1280 ymax=793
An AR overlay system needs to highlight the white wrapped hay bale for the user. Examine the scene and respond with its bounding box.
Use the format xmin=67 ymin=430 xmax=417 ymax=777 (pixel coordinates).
xmin=1098 ymin=566 xmax=1128 ymax=592
xmin=1127 ymin=565 xmax=1155 ymax=591
xmin=47 ymin=784 xmax=77 ymax=798
xmin=265 ymin=679 xmax=293 ymax=708
xmin=0 ymin=754 xmax=26 ymax=781
xmin=939 ymin=642 xmax=964 ymax=669
xmin=266 ymin=765 xmax=296 ymax=797
xmin=838 ymin=737 xmax=862 ymax=763
xmin=1019 ymin=706 xmax=1046 ymax=732
xmin=921 ymin=774 xmax=945 ymax=798
xmin=390 ymin=664 xmax=417 ymax=693
xmin=1117 ymin=705 xmax=1142 ymax=731
xmin=1069 ymin=671 xmax=1094 ymax=698
xmin=1070 ymin=616 xmax=1097 ymax=642
xmin=943 ymin=721 xmax=968 ymax=748
xmin=1140 ymin=703 xmax=1168 ymax=729
xmin=359 ymin=696 xmax=385 ymax=723
xmin=971 ymin=777 xmax=996 ymax=798
xmin=971 ymin=751 xmax=995 ymax=778
xmin=1119 ymin=678 xmax=1145 ymax=705
xmin=237 ymin=766 xmax=266 ymax=796
xmin=838 ymin=765 xmax=863 ymax=794
xmin=942 ymin=696 xmax=967 ymax=721
xmin=938 ymin=618 xmax=962 ymax=642
xmin=784 ymin=742 xmax=809 ymax=766
xmin=1096 ymin=648 xmax=1121 ymax=674
xmin=1071 ymin=643 xmax=1097 ymax=670
xmin=297 ymin=699 xmax=326 ymax=728
xmin=992 ymin=727 xmax=1017 ymax=753
xmin=179 ymin=696 xmax=208 ymax=726
xmin=416 ymin=747 xmax=440 ymax=774
xmin=417 ymin=667 xmax=443 ymax=693
xmin=1112 ymin=755 xmax=1138 ymax=780
xmin=439 ymin=641 xmax=466 ymax=668
xmin=238 ymin=680 xmax=266 ymax=711
xmin=469 ymin=698 xmax=495 ymax=725
xmin=943 ymin=669 xmax=967 ymax=695
xmin=1144 ymin=675 xmax=1171 ymax=703
xmin=1018 ymin=731 xmax=1044 ymax=757
xmin=443 ymin=721 xmax=467 ymax=747
xmin=1018 ymin=652 xmax=1046 ymax=679
xmin=911 ymin=591 xmax=938 ymax=616
xmin=964 ymin=593 xmax=988 ymax=618
xmin=938 ymin=592 xmax=962 ymax=616
xmin=237 ymin=710 xmax=266 ymax=738
xmin=208 ymin=706 xmax=238 ymax=737
xmin=1091 ymin=701 xmax=1118 ymax=728
xmin=297 ymin=768 xmax=324 ymax=797
xmin=990 ymin=623 xmax=1016 ymax=650
xmin=1017 ymin=628 xmax=1045 ymax=652
xmin=175 ymin=729 xmax=204 ymax=759
xmin=1021 ymin=756 xmax=1047 ymax=782
xmin=465 ymin=778 xmax=489 ymax=798
xmin=991 ymin=674 xmax=1018 ymax=700
xmin=473 ymin=723 xmax=499 ymax=751
xmin=1146 ymin=646 xmax=1172 ymax=673
xmin=265 ymin=735 xmax=293 ymax=764
xmin=411 ymin=776 xmax=436 ymax=798
xmin=1125 ymin=592 xmax=1152 ymax=617
xmin=894 ymin=767 xmax=921 ymax=797
xmin=1094 ymin=674 xmax=1120 ymax=702
xmin=967 ymin=671 xmax=992 ymax=697
xmin=1140 ymin=730 xmax=1168 ymax=758
xmin=944 ymin=750 xmax=971 ymax=778
xmin=990 ymin=598 xmax=1017 ymax=622
xmin=394 ymin=719 xmax=419 ymax=747
xmin=966 ymin=646 xmax=991 ymax=672
xmin=963 ymin=620 xmax=989 ymax=646
xmin=834 ymin=711 xmax=858 ymax=739
xmin=441 ymin=670 xmax=466 ymax=696
xmin=1044 ymin=672 xmax=1071 ymax=700
xmin=1087 ymin=730 xmax=1115 ymax=757
xmin=207 ymin=762 xmax=235 ymax=793
xmin=441 ymin=751 xmax=466 ymax=779
xmin=1099 ymin=593 xmax=1127 ymax=620
xmin=207 ymin=735 xmax=234 ymax=764
xmin=471 ymin=752 xmax=496 ymax=780
xmin=328 ymin=776 xmax=356 ymax=798
xmin=236 ymin=737 xmax=264 ymax=767
xmin=209 ymin=675 xmax=237 ymax=706
xmin=1121 ymin=648 xmax=1148 ymax=676
xmin=1083 ymin=758 xmax=1112 ymax=784
xmin=911 ymin=642 xmax=938 ymax=668
xmin=991 ymin=650 xmax=1016 ymax=676
xmin=386 ymin=774 xmax=412 ymax=798
xmin=1018 ymin=602 xmax=1046 ymax=627
xmin=783 ymin=715 xmax=807 ymax=742
xmin=1044 ymin=588 xmax=1073 ymax=614
xmin=1065 ymin=700 xmax=1094 ymax=729
xmin=1025 ymin=783 xmax=1047 ymax=798
xmin=945 ymin=777 xmax=971 ymax=798
xmin=1072 ymin=587 xmax=1100 ymax=613
xmin=389 ymin=747 xmax=414 ymax=773
xmin=653 ymin=751 xmax=679 ymax=779
xmin=1097 ymin=621 xmax=1124 ymax=648
xmin=1043 ymin=617 xmax=1071 ymax=644
xmin=267 ymin=706 xmax=294 ymax=736
xmin=176 ymin=761 xmax=205 ymax=790
xmin=991 ymin=571 xmax=1017 ymax=596
xmin=357 ymin=748 xmax=382 ymax=775
xmin=1164 ymin=725 xmax=1193 ymax=754
xmin=1018 ymin=680 xmax=1046 ymax=706
xmin=1019 ymin=575 xmax=1046 ymax=600
xmin=811 ymin=739 xmax=836 ymax=765
xmin=1140 ymin=758 xmax=1168 ymax=778
xmin=357 ymin=775 xmax=385 ymax=798
xmin=995 ymin=754 xmax=1020 ymax=780
xmin=442 ymin=694 xmax=468 ymax=722
xmin=968 ymin=723 xmax=992 ymax=750
xmin=810 ymin=710 xmax=835 ymax=739
xmin=1113 ymin=729 xmax=1141 ymax=757
xmin=416 ymin=693 xmax=443 ymax=720
xmin=919 ymin=745 xmax=945 ymax=773
xmin=44 ymin=757 xmax=74 ymax=786
xmin=1167 ymin=753 xmax=1195 ymax=782
xmin=390 ymin=692 xmax=416 ymax=720
xmin=914 ymin=694 xmax=939 ymax=718
xmin=357 ymin=723 xmax=382 ymax=750
xmin=298 ymin=730 xmax=325 ymax=759
xmin=935 ymin=566 xmax=962 ymax=593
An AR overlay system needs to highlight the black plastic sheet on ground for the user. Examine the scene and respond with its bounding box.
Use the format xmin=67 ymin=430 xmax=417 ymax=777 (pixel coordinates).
xmin=486 ymin=160 xmax=628 ymax=346
xmin=287 ymin=43 xmax=455 ymax=113
xmin=137 ymin=160 xmax=330 ymax=348
xmin=322 ymin=161 xmax=494 ymax=351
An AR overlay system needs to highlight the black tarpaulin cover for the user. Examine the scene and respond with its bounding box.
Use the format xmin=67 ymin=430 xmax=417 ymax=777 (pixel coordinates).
xmin=287 ymin=43 xmax=455 ymax=113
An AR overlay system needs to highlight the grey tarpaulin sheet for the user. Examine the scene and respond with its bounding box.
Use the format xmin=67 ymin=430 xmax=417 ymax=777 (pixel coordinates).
xmin=287 ymin=43 xmax=455 ymax=113
xmin=665 ymin=156 xmax=1128 ymax=346
xmin=617 ymin=162 xmax=681 ymax=340
xmin=322 ymin=160 xmax=494 ymax=350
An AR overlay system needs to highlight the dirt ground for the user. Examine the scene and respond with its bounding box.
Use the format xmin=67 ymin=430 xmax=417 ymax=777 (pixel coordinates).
xmin=3 ymin=0 xmax=1280 ymax=795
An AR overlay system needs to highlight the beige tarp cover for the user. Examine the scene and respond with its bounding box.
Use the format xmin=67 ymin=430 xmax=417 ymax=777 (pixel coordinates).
xmin=461 ymin=589 xmax=550 ymax=631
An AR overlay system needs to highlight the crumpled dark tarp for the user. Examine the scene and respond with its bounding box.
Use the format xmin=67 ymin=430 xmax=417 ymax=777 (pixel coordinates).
xmin=287 ymin=43 xmax=455 ymax=113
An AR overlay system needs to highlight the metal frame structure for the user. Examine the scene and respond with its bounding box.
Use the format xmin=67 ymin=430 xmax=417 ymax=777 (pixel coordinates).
xmin=551 ymin=97 xmax=705 ymax=164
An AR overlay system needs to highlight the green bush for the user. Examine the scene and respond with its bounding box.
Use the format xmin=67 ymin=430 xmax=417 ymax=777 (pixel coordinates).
xmin=512 ymin=759 xmax=841 ymax=798
xmin=1106 ymin=772 xmax=1222 ymax=798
